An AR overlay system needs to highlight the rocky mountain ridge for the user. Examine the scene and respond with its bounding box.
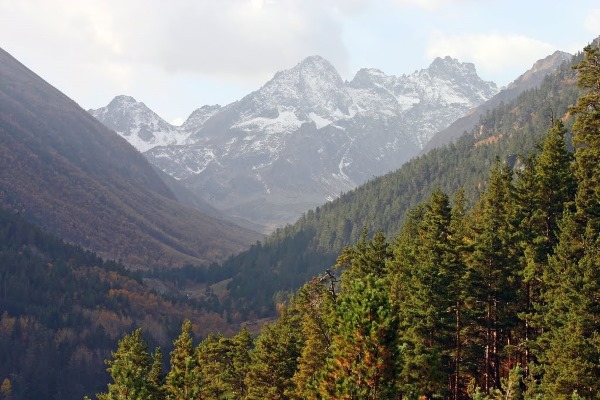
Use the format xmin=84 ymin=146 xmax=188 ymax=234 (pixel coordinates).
xmin=91 ymin=55 xmax=498 ymax=230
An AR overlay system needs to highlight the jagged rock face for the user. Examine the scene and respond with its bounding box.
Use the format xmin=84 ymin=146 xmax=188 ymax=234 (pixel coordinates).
xmin=89 ymin=95 xmax=191 ymax=152
xmin=91 ymin=55 xmax=498 ymax=230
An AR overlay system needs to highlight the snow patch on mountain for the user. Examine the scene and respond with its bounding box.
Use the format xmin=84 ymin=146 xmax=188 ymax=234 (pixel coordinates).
xmin=89 ymin=96 xmax=191 ymax=153
xmin=91 ymin=55 xmax=498 ymax=230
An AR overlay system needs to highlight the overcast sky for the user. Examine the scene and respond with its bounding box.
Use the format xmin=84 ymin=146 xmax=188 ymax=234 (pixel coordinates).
xmin=1 ymin=0 xmax=599 ymax=125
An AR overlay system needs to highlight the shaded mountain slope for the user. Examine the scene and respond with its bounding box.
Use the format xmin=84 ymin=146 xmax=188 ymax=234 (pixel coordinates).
xmin=0 ymin=47 xmax=260 ymax=269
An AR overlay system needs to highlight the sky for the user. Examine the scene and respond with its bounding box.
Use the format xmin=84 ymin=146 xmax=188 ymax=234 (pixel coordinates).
xmin=1 ymin=0 xmax=599 ymax=125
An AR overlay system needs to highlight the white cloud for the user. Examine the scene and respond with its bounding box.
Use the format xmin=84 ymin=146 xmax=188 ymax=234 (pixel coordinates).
xmin=0 ymin=0 xmax=350 ymax=84
xmin=426 ymin=31 xmax=556 ymax=84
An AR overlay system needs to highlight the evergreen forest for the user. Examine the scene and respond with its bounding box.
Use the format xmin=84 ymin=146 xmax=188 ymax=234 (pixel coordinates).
xmin=91 ymin=45 xmax=600 ymax=399
xmin=0 ymin=208 xmax=244 ymax=399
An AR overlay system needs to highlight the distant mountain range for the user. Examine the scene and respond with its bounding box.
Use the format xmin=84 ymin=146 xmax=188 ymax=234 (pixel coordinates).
xmin=91 ymin=56 xmax=498 ymax=231
xmin=0 ymin=47 xmax=261 ymax=269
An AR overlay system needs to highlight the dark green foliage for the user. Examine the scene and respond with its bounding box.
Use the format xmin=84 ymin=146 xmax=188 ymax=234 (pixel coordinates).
xmin=96 ymin=329 xmax=163 ymax=400
xmin=391 ymin=190 xmax=467 ymax=398
xmin=319 ymin=274 xmax=399 ymax=400
xmin=165 ymin=320 xmax=201 ymax=400
xmin=335 ymin=228 xmax=391 ymax=283
xmin=313 ymin=233 xmax=399 ymax=399
xmin=466 ymin=162 xmax=520 ymax=392
xmin=244 ymin=307 xmax=303 ymax=400
xmin=537 ymin=216 xmax=599 ymax=398
xmin=514 ymin=119 xmax=576 ymax=377
xmin=571 ymin=45 xmax=600 ymax=231
xmin=0 ymin=207 xmax=227 ymax=400
xmin=196 ymin=330 xmax=254 ymax=399
xmin=533 ymin=44 xmax=600 ymax=399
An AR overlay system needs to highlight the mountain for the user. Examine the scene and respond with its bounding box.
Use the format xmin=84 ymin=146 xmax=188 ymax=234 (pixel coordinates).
xmin=88 ymin=95 xmax=188 ymax=152
xmin=0 ymin=47 xmax=261 ymax=269
xmin=212 ymin=54 xmax=580 ymax=316
xmin=423 ymin=50 xmax=573 ymax=152
xmin=91 ymin=55 xmax=497 ymax=230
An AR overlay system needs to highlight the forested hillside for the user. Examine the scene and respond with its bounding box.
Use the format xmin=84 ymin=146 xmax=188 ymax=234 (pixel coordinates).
xmin=0 ymin=209 xmax=246 ymax=400
xmin=210 ymin=52 xmax=581 ymax=315
xmin=96 ymin=45 xmax=599 ymax=400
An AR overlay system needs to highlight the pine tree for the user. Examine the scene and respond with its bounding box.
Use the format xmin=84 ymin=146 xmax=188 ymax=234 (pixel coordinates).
xmin=318 ymin=274 xmax=399 ymax=399
xmin=229 ymin=326 xmax=253 ymax=400
xmin=148 ymin=347 xmax=165 ymax=399
xmin=335 ymin=228 xmax=391 ymax=283
xmin=514 ymin=120 xmax=576 ymax=375
xmin=394 ymin=189 xmax=464 ymax=399
xmin=538 ymin=215 xmax=600 ymax=398
xmin=244 ymin=305 xmax=303 ymax=400
xmin=197 ymin=333 xmax=231 ymax=399
xmin=570 ymin=44 xmax=600 ymax=232
xmin=96 ymin=328 xmax=159 ymax=400
xmin=290 ymin=279 xmax=335 ymax=400
xmin=449 ymin=188 xmax=470 ymax=399
xmin=535 ymin=43 xmax=600 ymax=398
xmin=465 ymin=162 xmax=520 ymax=392
xmin=165 ymin=320 xmax=201 ymax=400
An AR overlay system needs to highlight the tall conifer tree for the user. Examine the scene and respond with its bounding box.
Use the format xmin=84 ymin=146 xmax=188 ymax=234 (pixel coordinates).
xmin=244 ymin=306 xmax=303 ymax=400
xmin=466 ymin=162 xmax=519 ymax=392
xmin=290 ymin=280 xmax=335 ymax=400
xmin=536 ymin=43 xmax=600 ymax=399
xmin=165 ymin=320 xmax=201 ymax=400
xmin=571 ymin=44 xmax=600 ymax=232
xmin=514 ymin=119 xmax=576 ymax=374
xmin=318 ymin=274 xmax=398 ymax=399
xmin=97 ymin=329 xmax=161 ymax=400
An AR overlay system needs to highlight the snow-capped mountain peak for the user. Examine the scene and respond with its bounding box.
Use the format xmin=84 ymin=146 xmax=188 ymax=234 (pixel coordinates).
xmin=91 ymin=54 xmax=499 ymax=230
xmin=349 ymin=68 xmax=397 ymax=89
xmin=89 ymin=95 xmax=188 ymax=152
xmin=428 ymin=56 xmax=477 ymax=77
xmin=252 ymin=55 xmax=350 ymax=119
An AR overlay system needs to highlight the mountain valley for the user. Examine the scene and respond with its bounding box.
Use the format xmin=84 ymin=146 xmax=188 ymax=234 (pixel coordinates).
xmin=1 ymin=26 xmax=598 ymax=399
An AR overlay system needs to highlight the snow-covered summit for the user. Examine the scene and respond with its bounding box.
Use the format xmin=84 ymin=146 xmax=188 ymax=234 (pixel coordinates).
xmin=91 ymin=55 xmax=499 ymax=229
xmin=238 ymin=55 xmax=352 ymax=130
xmin=89 ymin=95 xmax=188 ymax=153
